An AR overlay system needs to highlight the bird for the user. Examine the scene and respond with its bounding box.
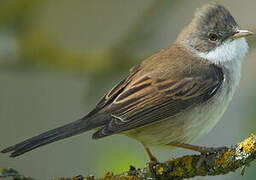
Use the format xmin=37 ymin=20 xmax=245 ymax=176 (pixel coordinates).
xmin=1 ymin=3 xmax=253 ymax=160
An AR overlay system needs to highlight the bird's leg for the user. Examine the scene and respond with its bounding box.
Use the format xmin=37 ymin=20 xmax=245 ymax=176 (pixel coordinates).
xmin=141 ymin=143 xmax=158 ymax=162
xmin=141 ymin=143 xmax=159 ymax=175
xmin=167 ymin=141 xmax=228 ymax=154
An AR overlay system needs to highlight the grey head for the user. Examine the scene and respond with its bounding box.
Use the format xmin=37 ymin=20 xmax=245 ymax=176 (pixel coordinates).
xmin=176 ymin=3 xmax=252 ymax=53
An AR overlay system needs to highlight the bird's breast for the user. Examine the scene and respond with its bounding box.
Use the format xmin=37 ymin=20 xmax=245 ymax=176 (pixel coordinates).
xmin=124 ymin=61 xmax=242 ymax=147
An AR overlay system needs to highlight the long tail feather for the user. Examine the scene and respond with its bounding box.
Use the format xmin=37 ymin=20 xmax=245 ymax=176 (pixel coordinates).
xmin=1 ymin=117 xmax=97 ymax=157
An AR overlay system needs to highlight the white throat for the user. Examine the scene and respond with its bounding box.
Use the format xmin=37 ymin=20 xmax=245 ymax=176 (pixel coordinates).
xmin=196 ymin=37 xmax=249 ymax=99
xmin=198 ymin=38 xmax=248 ymax=64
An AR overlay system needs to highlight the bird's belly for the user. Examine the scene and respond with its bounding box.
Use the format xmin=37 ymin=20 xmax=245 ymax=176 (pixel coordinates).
xmin=123 ymin=82 xmax=232 ymax=147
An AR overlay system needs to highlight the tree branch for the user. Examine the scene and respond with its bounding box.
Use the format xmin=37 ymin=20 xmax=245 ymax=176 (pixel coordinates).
xmin=1 ymin=134 xmax=256 ymax=180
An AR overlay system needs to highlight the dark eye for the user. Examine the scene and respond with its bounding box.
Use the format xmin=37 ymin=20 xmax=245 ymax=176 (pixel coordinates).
xmin=208 ymin=33 xmax=218 ymax=41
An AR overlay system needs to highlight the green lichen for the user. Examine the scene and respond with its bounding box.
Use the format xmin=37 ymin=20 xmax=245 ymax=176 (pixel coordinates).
xmin=181 ymin=156 xmax=193 ymax=171
xmin=214 ymin=151 xmax=233 ymax=168
xmin=156 ymin=165 xmax=164 ymax=175
xmin=101 ymin=172 xmax=114 ymax=180
xmin=169 ymin=167 xmax=183 ymax=177
xmin=236 ymin=134 xmax=256 ymax=154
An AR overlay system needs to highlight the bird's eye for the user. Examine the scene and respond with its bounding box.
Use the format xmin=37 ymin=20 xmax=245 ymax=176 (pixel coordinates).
xmin=208 ymin=33 xmax=218 ymax=41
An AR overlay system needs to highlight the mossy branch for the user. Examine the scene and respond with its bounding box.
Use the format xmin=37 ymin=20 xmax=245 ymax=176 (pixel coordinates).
xmin=1 ymin=134 xmax=256 ymax=180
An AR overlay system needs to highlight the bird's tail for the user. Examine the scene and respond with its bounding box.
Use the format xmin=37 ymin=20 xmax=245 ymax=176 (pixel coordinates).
xmin=1 ymin=115 xmax=101 ymax=157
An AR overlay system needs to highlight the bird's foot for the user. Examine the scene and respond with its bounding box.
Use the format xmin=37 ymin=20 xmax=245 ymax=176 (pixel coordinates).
xmin=167 ymin=141 xmax=229 ymax=172
xmin=141 ymin=143 xmax=160 ymax=174
xmin=196 ymin=146 xmax=228 ymax=172
xmin=147 ymin=156 xmax=159 ymax=175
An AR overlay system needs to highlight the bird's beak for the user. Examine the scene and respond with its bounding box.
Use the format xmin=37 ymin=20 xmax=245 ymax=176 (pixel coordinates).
xmin=230 ymin=29 xmax=253 ymax=40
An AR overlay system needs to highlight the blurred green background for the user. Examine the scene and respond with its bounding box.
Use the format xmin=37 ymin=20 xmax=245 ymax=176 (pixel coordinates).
xmin=0 ymin=0 xmax=256 ymax=179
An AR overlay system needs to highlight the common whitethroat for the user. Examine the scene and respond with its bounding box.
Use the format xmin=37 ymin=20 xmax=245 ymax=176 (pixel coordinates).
xmin=1 ymin=4 xmax=253 ymax=160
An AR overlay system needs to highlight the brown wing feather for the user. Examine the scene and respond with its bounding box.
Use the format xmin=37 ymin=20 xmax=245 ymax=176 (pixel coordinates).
xmin=86 ymin=65 xmax=142 ymax=117
xmin=92 ymin=64 xmax=224 ymax=139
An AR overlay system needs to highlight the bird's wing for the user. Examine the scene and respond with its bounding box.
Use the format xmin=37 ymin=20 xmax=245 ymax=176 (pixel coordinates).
xmin=92 ymin=63 xmax=224 ymax=139
xmin=88 ymin=65 xmax=142 ymax=115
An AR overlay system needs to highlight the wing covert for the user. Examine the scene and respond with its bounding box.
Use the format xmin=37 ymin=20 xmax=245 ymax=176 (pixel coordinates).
xmin=92 ymin=64 xmax=224 ymax=139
